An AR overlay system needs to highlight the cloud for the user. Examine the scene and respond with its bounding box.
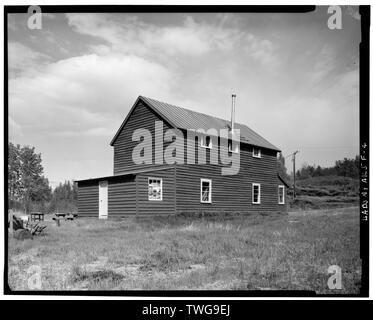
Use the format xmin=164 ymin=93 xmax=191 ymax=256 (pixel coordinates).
xmin=52 ymin=127 xmax=115 ymax=138
xmin=8 ymin=42 xmax=51 ymax=77
xmin=244 ymin=35 xmax=279 ymax=67
xmin=9 ymin=50 xmax=174 ymax=140
xmin=65 ymin=13 xmax=276 ymax=66
xmin=66 ymin=14 xmax=219 ymax=57
xmin=266 ymin=68 xmax=359 ymax=168
xmin=328 ymin=69 xmax=359 ymax=101
xmin=307 ymin=45 xmax=336 ymax=85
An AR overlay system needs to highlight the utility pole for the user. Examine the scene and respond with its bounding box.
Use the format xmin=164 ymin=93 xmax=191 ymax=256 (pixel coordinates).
xmin=292 ymin=151 xmax=299 ymax=199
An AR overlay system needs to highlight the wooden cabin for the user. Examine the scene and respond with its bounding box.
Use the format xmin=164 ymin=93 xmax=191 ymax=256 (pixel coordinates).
xmin=77 ymin=96 xmax=288 ymax=218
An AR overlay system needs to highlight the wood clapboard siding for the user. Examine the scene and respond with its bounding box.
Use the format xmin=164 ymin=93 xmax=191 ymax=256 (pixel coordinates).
xmin=78 ymin=168 xmax=176 ymax=217
xmin=277 ymin=176 xmax=288 ymax=213
xmin=175 ymin=141 xmax=285 ymax=214
xmin=77 ymin=181 xmax=99 ymax=217
xmin=78 ymin=98 xmax=287 ymax=217
xmin=113 ymin=101 xmax=173 ymax=175
xmin=136 ymin=168 xmax=175 ymax=215
xmin=108 ymin=176 xmax=137 ymax=216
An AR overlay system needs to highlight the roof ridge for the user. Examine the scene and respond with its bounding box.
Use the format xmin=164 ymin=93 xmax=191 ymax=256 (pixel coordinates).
xmin=142 ymin=96 xmax=236 ymax=126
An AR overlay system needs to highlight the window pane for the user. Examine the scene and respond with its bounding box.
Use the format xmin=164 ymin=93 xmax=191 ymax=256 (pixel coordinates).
xmin=148 ymin=179 xmax=162 ymax=200
xmin=279 ymin=186 xmax=284 ymax=203
xmin=201 ymin=180 xmax=211 ymax=202
xmin=206 ymin=136 xmax=211 ymax=147
xmin=202 ymin=136 xmax=211 ymax=148
xmin=229 ymin=140 xmax=239 ymax=152
xmin=253 ymin=185 xmax=260 ymax=203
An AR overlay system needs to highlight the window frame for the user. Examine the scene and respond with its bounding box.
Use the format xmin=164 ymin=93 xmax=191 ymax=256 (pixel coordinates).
xmin=278 ymin=185 xmax=285 ymax=204
xmin=200 ymin=135 xmax=212 ymax=149
xmin=228 ymin=140 xmax=240 ymax=153
xmin=200 ymin=178 xmax=212 ymax=203
xmin=252 ymin=147 xmax=262 ymax=158
xmin=148 ymin=177 xmax=163 ymax=201
xmin=252 ymin=183 xmax=261 ymax=204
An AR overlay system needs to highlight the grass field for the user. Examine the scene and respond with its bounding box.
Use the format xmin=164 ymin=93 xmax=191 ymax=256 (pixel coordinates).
xmin=8 ymin=206 xmax=361 ymax=294
xmin=290 ymin=176 xmax=359 ymax=210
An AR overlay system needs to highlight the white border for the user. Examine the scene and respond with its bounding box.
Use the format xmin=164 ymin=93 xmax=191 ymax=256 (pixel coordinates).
xmin=200 ymin=178 xmax=212 ymax=203
xmin=148 ymin=177 xmax=163 ymax=201
xmin=1 ymin=0 xmax=371 ymax=301
xmin=252 ymin=147 xmax=262 ymax=158
xmin=278 ymin=185 xmax=285 ymax=204
xmin=252 ymin=183 xmax=261 ymax=204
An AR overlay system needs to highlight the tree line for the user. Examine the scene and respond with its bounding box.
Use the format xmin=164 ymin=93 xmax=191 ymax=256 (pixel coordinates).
xmin=8 ymin=142 xmax=77 ymax=214
xmin=277 ymin=153 xmax=359 ymax=182
xmin=296 ymin=156 xmax=359 ymax=180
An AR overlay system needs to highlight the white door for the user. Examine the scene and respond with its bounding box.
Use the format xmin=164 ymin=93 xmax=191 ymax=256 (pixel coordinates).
xmin=99 ymin=181 xmax=108 ymax=219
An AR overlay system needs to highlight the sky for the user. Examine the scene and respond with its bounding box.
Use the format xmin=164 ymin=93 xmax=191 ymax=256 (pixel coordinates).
xmin=8 ymin=7 xmax=361 ymax=187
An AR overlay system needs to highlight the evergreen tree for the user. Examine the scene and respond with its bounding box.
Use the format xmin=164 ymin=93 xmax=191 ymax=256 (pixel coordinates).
xmin=49 ymin=180 xmax=78 ymax=213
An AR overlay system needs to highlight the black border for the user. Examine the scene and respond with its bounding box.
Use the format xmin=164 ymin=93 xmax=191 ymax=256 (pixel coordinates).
xmin=0 ymin=300 xmax=371 ymax=317
xmin=359 ymin=4 xmax=370 ymax=298
xmin=3 ymin=5 xmax=370 ymax=298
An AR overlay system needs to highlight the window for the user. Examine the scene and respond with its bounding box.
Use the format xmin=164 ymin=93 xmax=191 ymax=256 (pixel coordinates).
xmin=148 ymin=178 xmax=162 ymax=201
xmin=278 ymin=185 xmax=285 ymax=204
xmin=252 ymin=183 xmax=261 ymax=204
xmin=201 ymin=135 xmax=212 ymax=149
xmin=200 ymin=179 xmax=212 ymax=203
xmin=228 ymin=140 xmax=240 ymax=153
xmin=253 ymin=147 xmax=261 ymax=158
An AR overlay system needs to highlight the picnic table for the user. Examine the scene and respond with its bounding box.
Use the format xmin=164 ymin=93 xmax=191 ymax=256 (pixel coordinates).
xmin=30 ymin=212 xmax=44 ymax=222
xmin=52 ymin=212 xmax=78 ymax=226
xmin=55 ymin=212 xmax=78 ymax=220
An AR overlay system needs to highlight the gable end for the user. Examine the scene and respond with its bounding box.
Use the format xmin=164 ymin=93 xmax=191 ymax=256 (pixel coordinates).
xmin=110 ymin=96 xmax=177 ymax=146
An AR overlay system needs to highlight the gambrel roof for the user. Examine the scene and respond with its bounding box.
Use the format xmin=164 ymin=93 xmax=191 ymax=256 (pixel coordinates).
xmin=110 ymin=96 xmax=280 ymax=152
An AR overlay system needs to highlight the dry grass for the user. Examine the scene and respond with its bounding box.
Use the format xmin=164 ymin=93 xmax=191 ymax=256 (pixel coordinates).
xmin=8 ymin=207 xmax=361 ymax=293
xmin=289 ymin=176 xmax=359 ymax=210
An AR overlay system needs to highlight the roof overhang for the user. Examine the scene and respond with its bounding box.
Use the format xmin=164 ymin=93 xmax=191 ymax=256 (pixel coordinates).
xmin=76 ymin=166 xmax=175 ymax=184
xmin=278 ymin=174 xmax=290 ymax=188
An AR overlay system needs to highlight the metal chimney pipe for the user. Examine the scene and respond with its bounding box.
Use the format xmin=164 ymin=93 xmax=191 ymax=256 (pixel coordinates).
xmin=231 ymin=94 xmax=236 ymax=134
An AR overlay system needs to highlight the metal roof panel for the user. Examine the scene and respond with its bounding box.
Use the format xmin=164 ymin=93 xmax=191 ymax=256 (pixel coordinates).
xmin=141 ymin=96 xmax=280 ymax=152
